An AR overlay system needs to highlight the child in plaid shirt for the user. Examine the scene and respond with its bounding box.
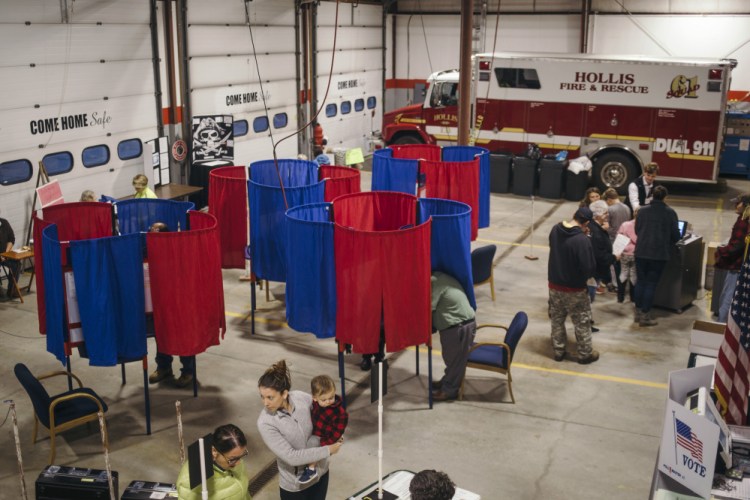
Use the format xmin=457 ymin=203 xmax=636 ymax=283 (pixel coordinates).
xmin=298 ymin=375 xmax=348 ymax=484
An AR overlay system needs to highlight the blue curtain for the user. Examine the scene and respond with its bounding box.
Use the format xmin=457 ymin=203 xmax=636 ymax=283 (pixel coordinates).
xmin=442 ymin=146 xmax=490 ymax=228
xmin=70 ymin=233 xmax=148 ymax=366
xmin=115 ymin=199 xmax=194 ymax=234
xmin=285 ymin=203 xmax=337 ymax=338
xmin=42 ymin=225 xmax=67 ymax=365
xmin=249 ymin=159 xmax=319 ymax=187
xmin=371 ymin=148 xmax=419 ymax=194
xmin=418 ymin=198 xmax=476 ymax=309
xmin=249 ymin=180 xmax=326 ymax=282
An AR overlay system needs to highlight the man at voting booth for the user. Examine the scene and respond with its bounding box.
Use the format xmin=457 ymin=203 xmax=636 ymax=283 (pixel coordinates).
xmin=0 ymin=215 xmax=19 ymax=299
xmin=715 ymin=194 xmax=750 ymax=323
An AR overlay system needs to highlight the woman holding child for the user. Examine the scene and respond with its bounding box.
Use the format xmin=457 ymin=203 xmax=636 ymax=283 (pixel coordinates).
xmin=257 ymin=360 xmax=344 ymax=499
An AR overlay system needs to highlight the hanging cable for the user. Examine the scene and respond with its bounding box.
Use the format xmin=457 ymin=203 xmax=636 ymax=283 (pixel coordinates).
xmin=243 ymin=0 xmax=341 ymax=210
xmin=416 ymin=0 xmax=434 ymax=76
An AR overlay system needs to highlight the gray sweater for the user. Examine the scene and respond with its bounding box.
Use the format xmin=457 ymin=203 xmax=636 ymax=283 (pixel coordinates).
xmin=257 ymin=390 xmax=331 ymax=492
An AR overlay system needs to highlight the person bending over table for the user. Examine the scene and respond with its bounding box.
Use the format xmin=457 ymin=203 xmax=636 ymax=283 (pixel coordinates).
xmin=133 ymin=174 xmax=157 ymax=199
xmin=257 ymin=360 xmax=343 ymax=499
xmin=0 ymin=215 xmax=19 ymax=300
xmin=147 ymin=222 xmax=196 ymax=388
xmin=176 ymin=423 xmax=251 ymax=500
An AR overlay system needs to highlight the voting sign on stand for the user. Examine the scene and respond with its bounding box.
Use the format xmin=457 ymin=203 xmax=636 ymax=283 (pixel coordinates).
xmin=655 ymin=365 xmax=721 ymax=499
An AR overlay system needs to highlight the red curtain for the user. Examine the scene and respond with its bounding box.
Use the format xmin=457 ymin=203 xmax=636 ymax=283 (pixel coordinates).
xmin=147 ymin=211 xmax=225 ymax=356
xmin=333 ymin=192 xmax=431 ymax=353
xmin=422 ymin=158 xmax=480 ymax=240
xmin=390 ymin=144 xmax=441 ymax=161
xmin=319 ymin=166 xmax=360 ymax=202
xmin=208 ymin=166 xmax=248 ymax=269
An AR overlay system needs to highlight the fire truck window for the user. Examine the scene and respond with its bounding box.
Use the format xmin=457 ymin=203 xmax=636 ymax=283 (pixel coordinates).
xmin=42 ymin=151 xmax=74 ymax=176
xmin=431 ymin=83 xmax=458 ymax=108
xmin=0 ymin=159 xmax=32 ymax=186
xmin=494 ymin=67 xmax=540 ymax=89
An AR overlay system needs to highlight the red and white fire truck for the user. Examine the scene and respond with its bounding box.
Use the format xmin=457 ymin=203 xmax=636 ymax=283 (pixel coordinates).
xmin=382 ymin=52 xmax=736 ymax=192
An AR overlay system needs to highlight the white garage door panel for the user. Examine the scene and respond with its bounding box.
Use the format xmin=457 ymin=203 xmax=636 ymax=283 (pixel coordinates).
xmin=0 ymin=25 xmax=152 ymax=67
xmin=188 ymin=26 xmax=296 ymax=56
xmin=350 ymin=4 xmax=383 ymax=26
xmin=191 ymin=80 xmax=297 ymax=115
xmin=0 ymin=61 xmax=155 ymax=110
xmin=316 ymin=72 xmax=379 ymax=100
xmin=0 ymin=0 xmax=67 ymax=23
xmin=189 ymin=55 xmax=296 ymax=88
xmin=316 ymin=26 xmax=382 ymax=50
xmin=188 ymin=0 xmax=296 ymax=25
xmin=316 ymin=50 xmax=382 ymax=75
xmin=63 ymin=0 xmax=150 ymax=24
xmin=2 ymin=96 xmax=158 ymax=153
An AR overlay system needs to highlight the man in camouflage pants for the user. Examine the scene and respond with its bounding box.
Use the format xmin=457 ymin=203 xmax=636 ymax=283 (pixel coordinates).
xmin=548 ymin=207 xmax=600 ymax=364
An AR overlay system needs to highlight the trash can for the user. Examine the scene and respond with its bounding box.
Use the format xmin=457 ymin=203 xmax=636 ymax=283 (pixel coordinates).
xmin=564 ymin=170 xmax=589 ymax=202
xmin=538 ymin=157 xmax=566 ymax=199
xmin=512 ymin=157 xmax=538 ymax=197
xmin=490 ymin=153 xmax=513 ymax=193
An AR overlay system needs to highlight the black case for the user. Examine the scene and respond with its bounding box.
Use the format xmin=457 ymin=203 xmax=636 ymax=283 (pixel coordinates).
xmin=489 ymin=153 xmax=513 ymax=193
xmin=121 ymin=480 xmax=177 ymax=499
xmin=564 ymin=170 xmax=589 ymax=202
xmin=35 ymin=465 xmax=118 ymax=500
xmin=511 ymin=157 xmax=538 ymax=197
xmin=538 ymin=158 xmax=566 ymax=199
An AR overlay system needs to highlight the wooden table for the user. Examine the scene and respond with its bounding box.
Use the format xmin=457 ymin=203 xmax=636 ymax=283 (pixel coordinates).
xmin=1 ymin=248 xmax=35 ymax=303
xmin=119 ymin=183 xmax=203 ymax=201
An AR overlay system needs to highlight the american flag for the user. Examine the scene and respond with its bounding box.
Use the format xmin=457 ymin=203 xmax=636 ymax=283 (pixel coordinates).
xmin=675 ymin=418 xmax=703 ymax=462
xmin=714 ymin=255 xmax=750 ymax=426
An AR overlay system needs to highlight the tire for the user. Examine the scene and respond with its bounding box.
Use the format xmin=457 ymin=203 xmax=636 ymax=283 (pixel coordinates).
xmin=593 ymin=152 xmax=638 ymax=195
xmin=391 ymin=134 xmax=423 ymax=145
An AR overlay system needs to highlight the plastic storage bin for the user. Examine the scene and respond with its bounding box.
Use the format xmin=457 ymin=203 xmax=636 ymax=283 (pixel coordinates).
xmin=538 ymin=158 xmax=566 ymax=199
xmin=490 ymin=153 xmax=513 ymax=193
xmin=564 ymin=170 xmax=589 ymax=201
xmin=511 ymin=157 xmax=538 ymax=197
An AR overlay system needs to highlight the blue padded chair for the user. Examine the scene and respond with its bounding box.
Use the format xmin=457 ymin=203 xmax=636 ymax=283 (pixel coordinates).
xmin=14 ymin=363 xmax=108 ymax=463
xmin=459 ymin=311 xmax=528 ymax=403
xmin=471 ymin=244 xmax=497 ymax=301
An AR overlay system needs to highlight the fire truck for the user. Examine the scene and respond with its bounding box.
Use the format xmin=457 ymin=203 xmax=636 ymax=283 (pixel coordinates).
xmin=382 ymin=52 xmax=736 ymax=192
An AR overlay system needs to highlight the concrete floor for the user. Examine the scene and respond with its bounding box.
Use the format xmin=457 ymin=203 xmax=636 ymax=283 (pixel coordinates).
xmin=1 ymin=172 xmax=749 ymax=500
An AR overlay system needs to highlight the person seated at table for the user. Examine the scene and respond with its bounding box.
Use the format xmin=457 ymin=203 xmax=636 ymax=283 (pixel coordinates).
xmin=133 ymin=174 xmax=157 ymax=199
xmin=80 ymin=190 xmax=96 ymax=202
xmin=176 ymin=423 xmax=251 ymax=500
xmin=409 ymin=469 xmax=456 ymax=500
xmin=147 ymin=221 xmax=196 ymax=388
xmin=0 ymin=215 xmax=20 ymax=299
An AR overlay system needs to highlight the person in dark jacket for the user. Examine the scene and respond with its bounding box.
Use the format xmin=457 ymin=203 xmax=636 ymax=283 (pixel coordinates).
xmin=634 ymin=185 xmax=680 ymax=326
xmin=0 ymin=217 xmax=19 ymax=299
xmin=548 ymin=207 xmax=599 ymax=364
xmin=715 ymin=194 xmax=750 ymax=322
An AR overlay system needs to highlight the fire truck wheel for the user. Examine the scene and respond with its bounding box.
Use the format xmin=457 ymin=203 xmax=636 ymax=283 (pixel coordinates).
xmin=593 ymin=152 xmax=637 ymax=195
xmin=392 ymin=134 xmax=423 ymax=145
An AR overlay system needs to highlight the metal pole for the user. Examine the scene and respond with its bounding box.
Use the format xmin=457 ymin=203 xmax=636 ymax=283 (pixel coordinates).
xmin=525 ymin=195 xmax=539 ymax=261
xmin=176 ymin=400 xmax=185 ymax=464
xmin=97 ymin=412 xmax=115 ymax=500
xmin=457 ymin=0 xmax=474 ymax=145
xmin=377 ymin=360 xmax=384 ymax=499
xmin=9 ymin=401 xmax=28 ymax=500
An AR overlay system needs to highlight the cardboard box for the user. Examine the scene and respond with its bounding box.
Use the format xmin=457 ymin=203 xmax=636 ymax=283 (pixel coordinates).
xmin=689 ymin=319 xmax=725 ymax=357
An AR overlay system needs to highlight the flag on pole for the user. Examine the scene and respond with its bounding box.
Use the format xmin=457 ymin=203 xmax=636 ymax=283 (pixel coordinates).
xmin=713 ymin=248 xmax=750 ymax=426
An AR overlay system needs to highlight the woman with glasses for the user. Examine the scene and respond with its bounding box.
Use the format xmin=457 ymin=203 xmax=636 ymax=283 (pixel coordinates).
xmin=257 ymin=360 xmax=343 ymax=499
xmin=176 ymin=423 xmax=251 ymax=499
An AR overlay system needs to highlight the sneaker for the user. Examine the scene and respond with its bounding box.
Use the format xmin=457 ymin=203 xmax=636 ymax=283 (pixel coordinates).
xmin=578 ymin=351 xmax=600 ymax=365
xmin=174 ymin=373 xmax=194 ymax=388
xmin=639 ymin=313 xmax=658 ymax=327
xmin=298 ymin=467 xmax=318 ymax=485
xmin=148 ymin=368 xmax=173 ymax=384
xmin=554 ymin=351 xmax=566 ymax=362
